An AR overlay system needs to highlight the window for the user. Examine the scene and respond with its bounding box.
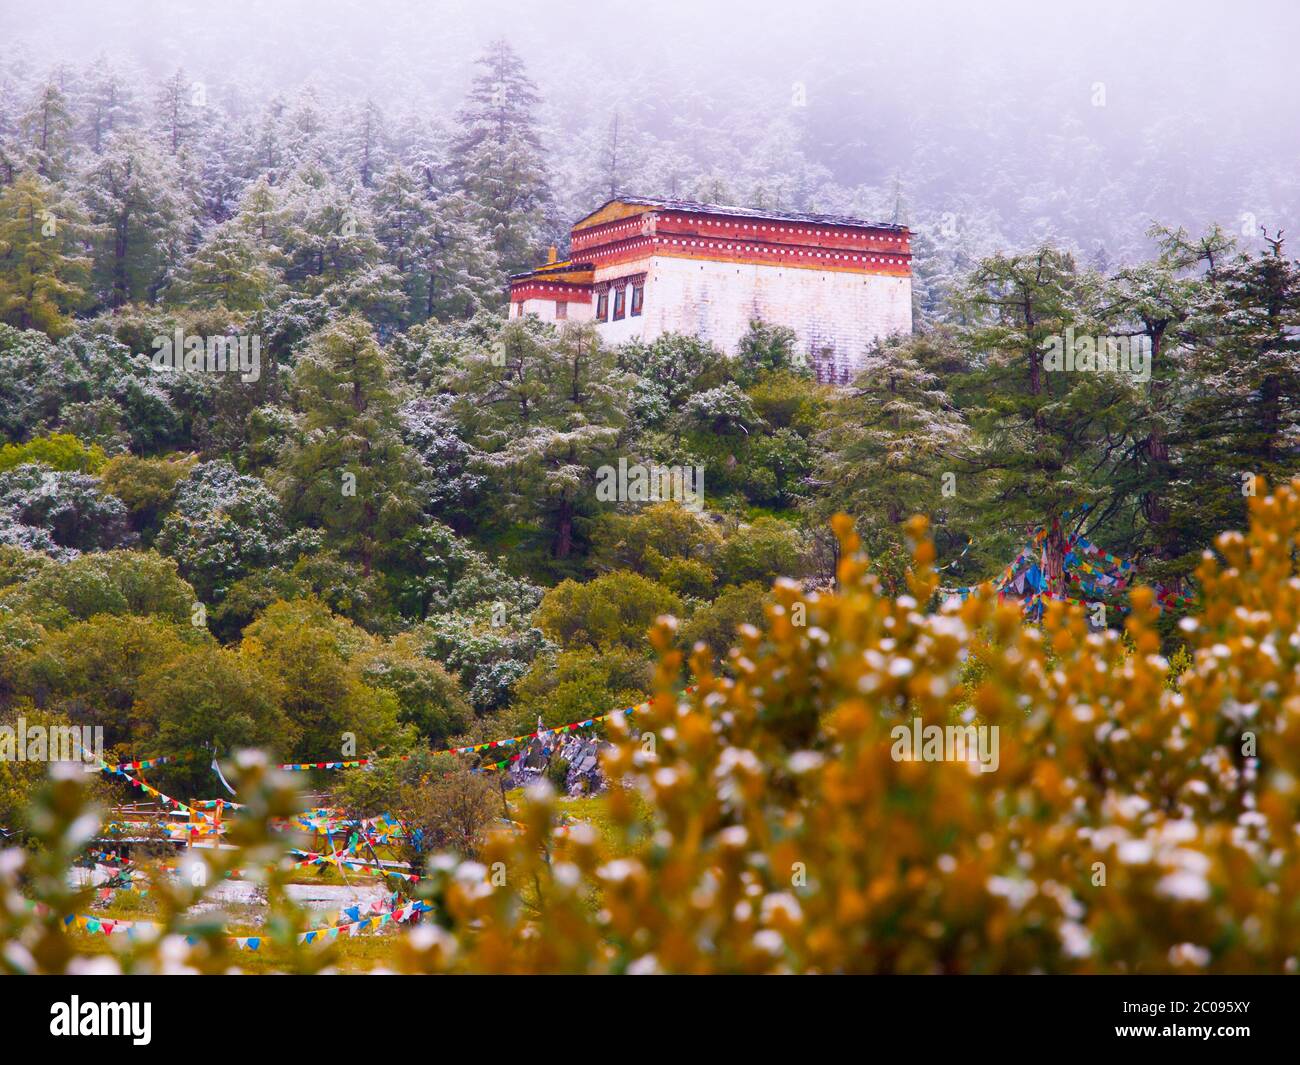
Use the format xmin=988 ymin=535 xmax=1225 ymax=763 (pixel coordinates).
xmin=613 ymin=285 xmax=626 ymax=320
xmin=555 ymin=300 xmax=567 ymax=320
xmin=631 ymin=283 xmax=644 ymax=317
xmin=596 ymin=289 xmax=608 ymax=320
xmin=514 ymin=301 xmax=524 ymax=318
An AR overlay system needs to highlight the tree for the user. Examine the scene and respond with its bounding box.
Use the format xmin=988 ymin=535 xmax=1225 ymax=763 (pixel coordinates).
xmin=19 ymin=614 xmax=205 ymax=747
xmin=80 ymin=130 xmax=192 ymax=306
xmin=0 ymin=464 xmax=133 ymax=554
xmin=155 ymin=461 xmax=292 ymax=601
xmin=420 ymin=188 xmax=502 ymax=320
xmin=1163 ymin=230 xmax=1300 ymax=583
xmin=957 ymin=246 xmax=1131 ymax=596
xmin=329 ymin=751 xmax=496 ymax=859
xmin=508 ymin=645 xmax=651 ymax=733
xmin=0 ymin=173 xmax=92 ymax=335
xmin=169 ymin=215 xmax=284 ymax=311
xmin=81 ymin=60 xmax=138 ymax=154
xmin=399 ymin=395 xmax=486 ymax=530
xmin=589 ymin=500 xmax=723 ymax=589
xmin=276 ymin=316 xmax=424 ymax=576
xmin=451 ymin=39 xmax=551 ymax=274
xmin=98 ymin=452 xmax=195 ymax=540
xmin=346 ymin=99 xmax=388 ymax=189
xmin=152 ymin=69 xmax=203 ymax=156
xmin=716 ymin=516 xmax=809 ymax=587
xmin=811 ymin=334 xmax=967 ymax=551
xmin=678 ymin=581 xmax=768 ymax=662
xmin=0 ymin=432 xmax=106 ymax=475
xmin=370 ymin=161 xmax=438 ymax=326
xmin=455 ymin=320 xmax=629 ymax=561
xmin=679 ymin=382 xmax=763 ymax=436
xmin=419 ymin=599 xmax=551 ymax=714
xmin=734 ymin=319 xmax=810 ymax=386
xmin=237 ymin=598 xmax=412 ymax=760
xmin=617 ymin=332 xmax=730 ymax=429
xmin=272 ymin=165 xmax=405 ymax=326
xmin=0 ymin=703 xmax=113 ymax=842
xmin=1100 ymin=235 xmax=1202 ymax=549
xmin=535 ymin=570 xmax=683 ymax=653
xmin=19 ymin=81 xmax=76 ymax=180
xmin=356 ymin=633 xmax=471 ymax=744
xmin=0 ymin=549 xmax=194 ymax=628
xmin=134 ymin=643 xmax=295 ymax=793
xmin=372 ymin=164 xmax=501 ymax=324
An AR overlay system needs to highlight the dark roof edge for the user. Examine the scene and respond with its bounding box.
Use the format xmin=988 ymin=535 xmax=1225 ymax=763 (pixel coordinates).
xmin=576 ymin=196 xmax=908 ymax=233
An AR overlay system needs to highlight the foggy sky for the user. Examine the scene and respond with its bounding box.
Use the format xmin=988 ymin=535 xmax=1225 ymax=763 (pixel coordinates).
xmin=1 ymin=0 xmax=1296 ymax=259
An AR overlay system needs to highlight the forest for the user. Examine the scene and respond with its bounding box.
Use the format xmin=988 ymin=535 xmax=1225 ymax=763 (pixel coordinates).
xmin=2 ymin=2 xmax=1300 ymax=977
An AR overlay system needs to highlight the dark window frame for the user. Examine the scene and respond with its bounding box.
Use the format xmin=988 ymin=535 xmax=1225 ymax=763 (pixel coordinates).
xmin=613 ymin=285 xmax=626 ymax=320
xmin=596 ymin=289 xmax=608 ymax=320
xmin=555 ymin=299 xmax=568 ymax=320
xmin=631 ymin=283 xmax=644 ymax=317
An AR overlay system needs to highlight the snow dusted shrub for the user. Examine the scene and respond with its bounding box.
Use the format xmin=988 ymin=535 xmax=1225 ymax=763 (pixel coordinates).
xmin=397 ymin=482 xmax=1300 ymax=973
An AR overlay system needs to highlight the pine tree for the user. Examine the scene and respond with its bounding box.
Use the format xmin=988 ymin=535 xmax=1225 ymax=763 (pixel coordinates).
xmin=251 ymin=95 xmax=289 ymax=180
xmin=0 ymin=173 xmax=92 ymax=335
xmin=152 ymin=69 xmax=201 ymax=156
xmin=957 ymin=246 xmax=1133 ymax=595
xmin=422 ymin=188 xmax=503 ymax=322
xmin=371 ymin=161 xmax=434 ymax=323
xmin=169 ymin=216 xmax=283 ymax=312
xmin=348 ymin=100 xmax=388 ymax=189
xmin=20 ymin=81 xmax=76 ymax=180
xmin=273 ymin=164 xmax=403 ymax=325
xmin=451 ymin=39 xmax=551 ymax=274
xmin=1098 ymin=223 xmax=1233 ymax=572
xmin=79 ymin=130 xmax=192 ymax=307
xmin=282 ymin=86 xmax=332 ymax=172
xmin=276 ymin=316 xmax=423 ymax=575
xmin=80 ymin=59 xmax=137 ymax=154
xmin=453 ymin=320 xmax=629 ymax=561
xmin=813 ymin=333 xmax=968 ymax=528
xmin=1165 ymin=231 xmax=1300 ymax=581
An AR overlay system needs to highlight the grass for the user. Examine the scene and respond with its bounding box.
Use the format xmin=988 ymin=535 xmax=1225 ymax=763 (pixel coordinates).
xmin=66 ymin=925 xmax=406 ymax=973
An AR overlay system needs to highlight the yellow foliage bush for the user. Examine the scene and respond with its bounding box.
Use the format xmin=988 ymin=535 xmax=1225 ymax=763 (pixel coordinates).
xmin=8 ymin=482 xmax=1300 ymax=973
xmin=400 ymin=483 xmax=1300 ymax=974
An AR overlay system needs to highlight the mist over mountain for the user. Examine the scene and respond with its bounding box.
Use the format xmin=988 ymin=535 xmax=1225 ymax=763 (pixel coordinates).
xmin=3 ymin=0 xmax=1295 ymax=303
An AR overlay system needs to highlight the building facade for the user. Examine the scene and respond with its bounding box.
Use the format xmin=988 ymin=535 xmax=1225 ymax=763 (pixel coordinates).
xmin=508 ymin=197 xmax=913 ymax=383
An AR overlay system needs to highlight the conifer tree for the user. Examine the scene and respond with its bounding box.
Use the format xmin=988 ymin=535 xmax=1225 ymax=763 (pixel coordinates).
xmin=20 ymin=81 xmax=76 ymax=180
xmin=1164 ymin=231 xmax=1300 ymax=581
xmin=957 ymin=247 xmax=1133 ymax=595
xmin=79 ymin=130 xmax=192 ymax=307
xmin=453 ymin=320 xmax=628 ymax=561
xmin=275 ymin=316 xmax=423 ymax=576
xmin=80 ymin=59 xmax=137 ymax=155
xmin=812 ymin=332 xmax=968 ymax=537
xmin=348 ymin=99 xmax=388 ymax=189
xmin=451 ymin=39 xmax=551 ymax=274
xmin=0 ymin=173 xmax=92 ymax=334
xmin=152 ymin=69 xmax=202 ymax=156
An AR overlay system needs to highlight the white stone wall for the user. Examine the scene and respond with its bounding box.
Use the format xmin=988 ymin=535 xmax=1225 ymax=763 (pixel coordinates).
xmin=516 ymin=296 xmax=594 ymax=324
xmin=593 ymin=254 xmax=912 ymax=382
xmin=591 ymin=258 xmax=652 ymax=346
